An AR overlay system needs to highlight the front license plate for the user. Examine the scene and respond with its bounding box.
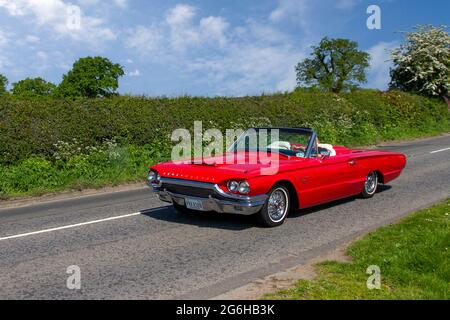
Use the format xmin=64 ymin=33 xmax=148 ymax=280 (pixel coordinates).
xmin=185 ymin=198 xmax=205 ymax=211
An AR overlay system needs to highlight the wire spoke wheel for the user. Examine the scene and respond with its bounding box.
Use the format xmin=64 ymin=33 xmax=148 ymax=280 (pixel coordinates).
xmin=267 ymin=188 xmax=289 ymax=223
xmin=257 ymin=185 xmax=291 ymax=228
xmin=362 ymin=171 xmax=379 ymax=198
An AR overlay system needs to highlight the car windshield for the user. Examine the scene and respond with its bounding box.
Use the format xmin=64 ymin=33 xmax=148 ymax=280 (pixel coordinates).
xmin=229 ymin=128 xmax=314 ymax=158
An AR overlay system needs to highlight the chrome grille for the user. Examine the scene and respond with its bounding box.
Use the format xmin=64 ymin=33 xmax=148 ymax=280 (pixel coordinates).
xmin=162 ymin=184 xmax=214 ymax=198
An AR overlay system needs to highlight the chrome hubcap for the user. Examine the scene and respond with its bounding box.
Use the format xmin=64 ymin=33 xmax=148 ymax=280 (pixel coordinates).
xmin=365 ymin=172 xmax=377 ymax=194
xmin=268 ymin=188 xmax=288 ymax=222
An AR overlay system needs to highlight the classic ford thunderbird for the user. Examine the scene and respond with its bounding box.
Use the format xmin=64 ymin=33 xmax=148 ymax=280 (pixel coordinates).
xmin=148 ymin=128 xmax=406 ymax=227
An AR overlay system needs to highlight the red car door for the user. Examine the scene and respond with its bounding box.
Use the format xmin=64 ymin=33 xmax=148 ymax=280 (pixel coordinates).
xmin=295 ymin=155 xmax=362 ymax=208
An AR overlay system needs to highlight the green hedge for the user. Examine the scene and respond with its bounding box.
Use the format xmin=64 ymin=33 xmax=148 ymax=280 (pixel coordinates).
xmin=0 ymin=144 xmax=169 ymax=198
xmin=1 ymin=89 xmax=448 ymax=166
xmin=0 ymin=89 xmax=449 ymax=198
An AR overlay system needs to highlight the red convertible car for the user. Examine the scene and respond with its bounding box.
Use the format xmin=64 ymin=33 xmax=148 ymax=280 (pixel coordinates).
xmin=148 ymin=128 xmax=406 ymax=227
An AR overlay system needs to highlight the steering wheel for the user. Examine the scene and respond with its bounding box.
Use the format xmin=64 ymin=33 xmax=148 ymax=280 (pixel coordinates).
xmin=291 ymin=145 xmax=306 ymax=158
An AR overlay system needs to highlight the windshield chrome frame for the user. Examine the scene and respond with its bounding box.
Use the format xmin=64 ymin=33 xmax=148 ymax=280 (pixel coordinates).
xmin=228 ymin=128 xmax=317 ymax=159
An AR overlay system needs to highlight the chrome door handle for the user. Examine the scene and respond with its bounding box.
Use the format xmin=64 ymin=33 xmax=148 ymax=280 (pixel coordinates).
xmin=349 ymin=160 xmax=357 ymax=166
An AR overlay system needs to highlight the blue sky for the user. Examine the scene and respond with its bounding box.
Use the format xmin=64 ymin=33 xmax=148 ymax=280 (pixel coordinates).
xmin=0 ymin=0 xmax=448 ymax=96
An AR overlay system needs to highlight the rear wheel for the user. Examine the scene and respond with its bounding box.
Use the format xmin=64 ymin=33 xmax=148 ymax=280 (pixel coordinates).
xmin=257 ymin=185 xmax=290 ymax=228
xmin=362 ymin=171 xmax=378 ymax=199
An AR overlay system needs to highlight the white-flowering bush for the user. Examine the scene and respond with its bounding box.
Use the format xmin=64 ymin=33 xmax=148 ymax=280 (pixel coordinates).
xmin=390 ymin=25 xmax=449 ymax=98
xmin=53 ymin=138 xmax=119 ymax=162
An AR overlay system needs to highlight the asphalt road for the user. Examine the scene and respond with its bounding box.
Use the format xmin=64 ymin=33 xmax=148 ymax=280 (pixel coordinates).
xmin=0 ymin=135 xmax=449 ymax=300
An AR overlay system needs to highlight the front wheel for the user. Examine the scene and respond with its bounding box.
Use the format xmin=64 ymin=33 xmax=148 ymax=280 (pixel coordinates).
xmin=361 ymin=171 xmax=379 ymax=199
xmin=257 ymin=185 xmax=291 ymax=228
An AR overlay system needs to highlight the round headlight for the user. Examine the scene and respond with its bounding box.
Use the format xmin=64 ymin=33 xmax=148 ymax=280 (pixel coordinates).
xmin=148 ymin=170 xmax=158 ymax=183
xmin=227 ymin=180 xmax=239 ymax=193
xmin=238 ymin=181 xmax=250 ymax=194
xmin=148 ymin=171 xmax=156 ymax=181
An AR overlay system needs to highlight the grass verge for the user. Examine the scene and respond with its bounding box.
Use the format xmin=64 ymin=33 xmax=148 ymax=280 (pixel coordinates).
xmin=265 ymin=199 xmax=450 ymax=300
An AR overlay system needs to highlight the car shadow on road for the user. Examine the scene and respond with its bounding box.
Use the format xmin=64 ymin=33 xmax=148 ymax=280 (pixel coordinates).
xmin=139 ymin=205 xmax=256 ymax=231
xmin=140 ymin=185 xmax=392 ymax=230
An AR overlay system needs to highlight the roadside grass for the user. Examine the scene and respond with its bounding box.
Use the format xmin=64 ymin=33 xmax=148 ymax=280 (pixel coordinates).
xmin=265 ymin=199 xmax=450 ymax=300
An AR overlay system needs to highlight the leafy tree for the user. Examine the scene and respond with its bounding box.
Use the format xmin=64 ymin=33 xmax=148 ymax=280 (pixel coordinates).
xmin=57 ymin=56 xmax=125 ymax=98
xmin=0 ymin=73 xmax=8 ymax=96
xmin=390 ymin=25 xmax=450 ymax=100
xmin=296 ymin=37 xmax=370 ymax=93
xmin=12 ymin=77 xmax=57 ymax=97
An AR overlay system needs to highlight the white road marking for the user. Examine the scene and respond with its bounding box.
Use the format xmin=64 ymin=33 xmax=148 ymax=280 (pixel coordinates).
xmin=430 ymin=147 xmax=450 ymax=154
xmin=0 ymin=212 xmax=142 ymax=241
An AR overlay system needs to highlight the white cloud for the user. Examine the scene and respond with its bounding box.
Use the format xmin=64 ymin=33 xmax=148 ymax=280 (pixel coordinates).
xmin=31 ymin=51 xmax=51 ymax=72
xmin=77 ymin=0 xmax=128 ymax=9
xmin=125 ymin=4 xmax=305 ymax=96
xmin=199 ymin=16 xmax=229 ymax=48
xmin=28 ymin=50 xmax=68 ymax=73
xmin=235 ymin=20 xmax=291 ymax=46
xmin=166 ymin=4 xmax=196 ymax=26
xmin=126 ymin=5 xmax=229 ymax=54
xmin=0 ymin=29 xmax=15 ymax=73
xmin=36 ymin=51 xmax=48 ymax=60
xmin=113 ymin=0 xmax=128 ymax=9
xmin=0 ymin=0 xmax=25 ymax=16
xmin=366 ymin=41 xmax=398 ymax=90
xmin=23 ymin=34 xmax=40 ymax=44
xmin=335 ymin=0 xmax=361 ymax=10
xmin=167 ymin=12 xmax=201 ymax=51
xmin=0 ymin=54 xmax=11 ymax=69
xmin=186 ymin=43 xmax=302 ymax=95
xmin=269 ymin=0 xmax=308 ymax=23
xmin=268 ymin=0 xmax=318 ymax=38
xmin=127 ymin=69 xmax=141 ymax=77
xmin=0 ymin=29 xmax=10 ymax=46
xmin=0 ymin=0 xmax=116 ymax=45
xmin=125 ymin=25 xmax=163 ymax=56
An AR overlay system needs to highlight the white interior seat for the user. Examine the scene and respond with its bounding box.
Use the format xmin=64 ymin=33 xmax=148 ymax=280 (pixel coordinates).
xmin=268 ymin=141 xmax=291 ymax=150
xmin=318 ymin=143 xmax=337 ymax=157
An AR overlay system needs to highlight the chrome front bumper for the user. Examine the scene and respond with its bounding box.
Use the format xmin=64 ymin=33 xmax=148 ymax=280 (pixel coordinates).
xmin=150 ymin=178 xmax=267 ymax=216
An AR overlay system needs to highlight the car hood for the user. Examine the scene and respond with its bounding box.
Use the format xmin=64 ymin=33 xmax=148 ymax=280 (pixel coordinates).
xmin=152 ymin=152 xmax=304 ymax=184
